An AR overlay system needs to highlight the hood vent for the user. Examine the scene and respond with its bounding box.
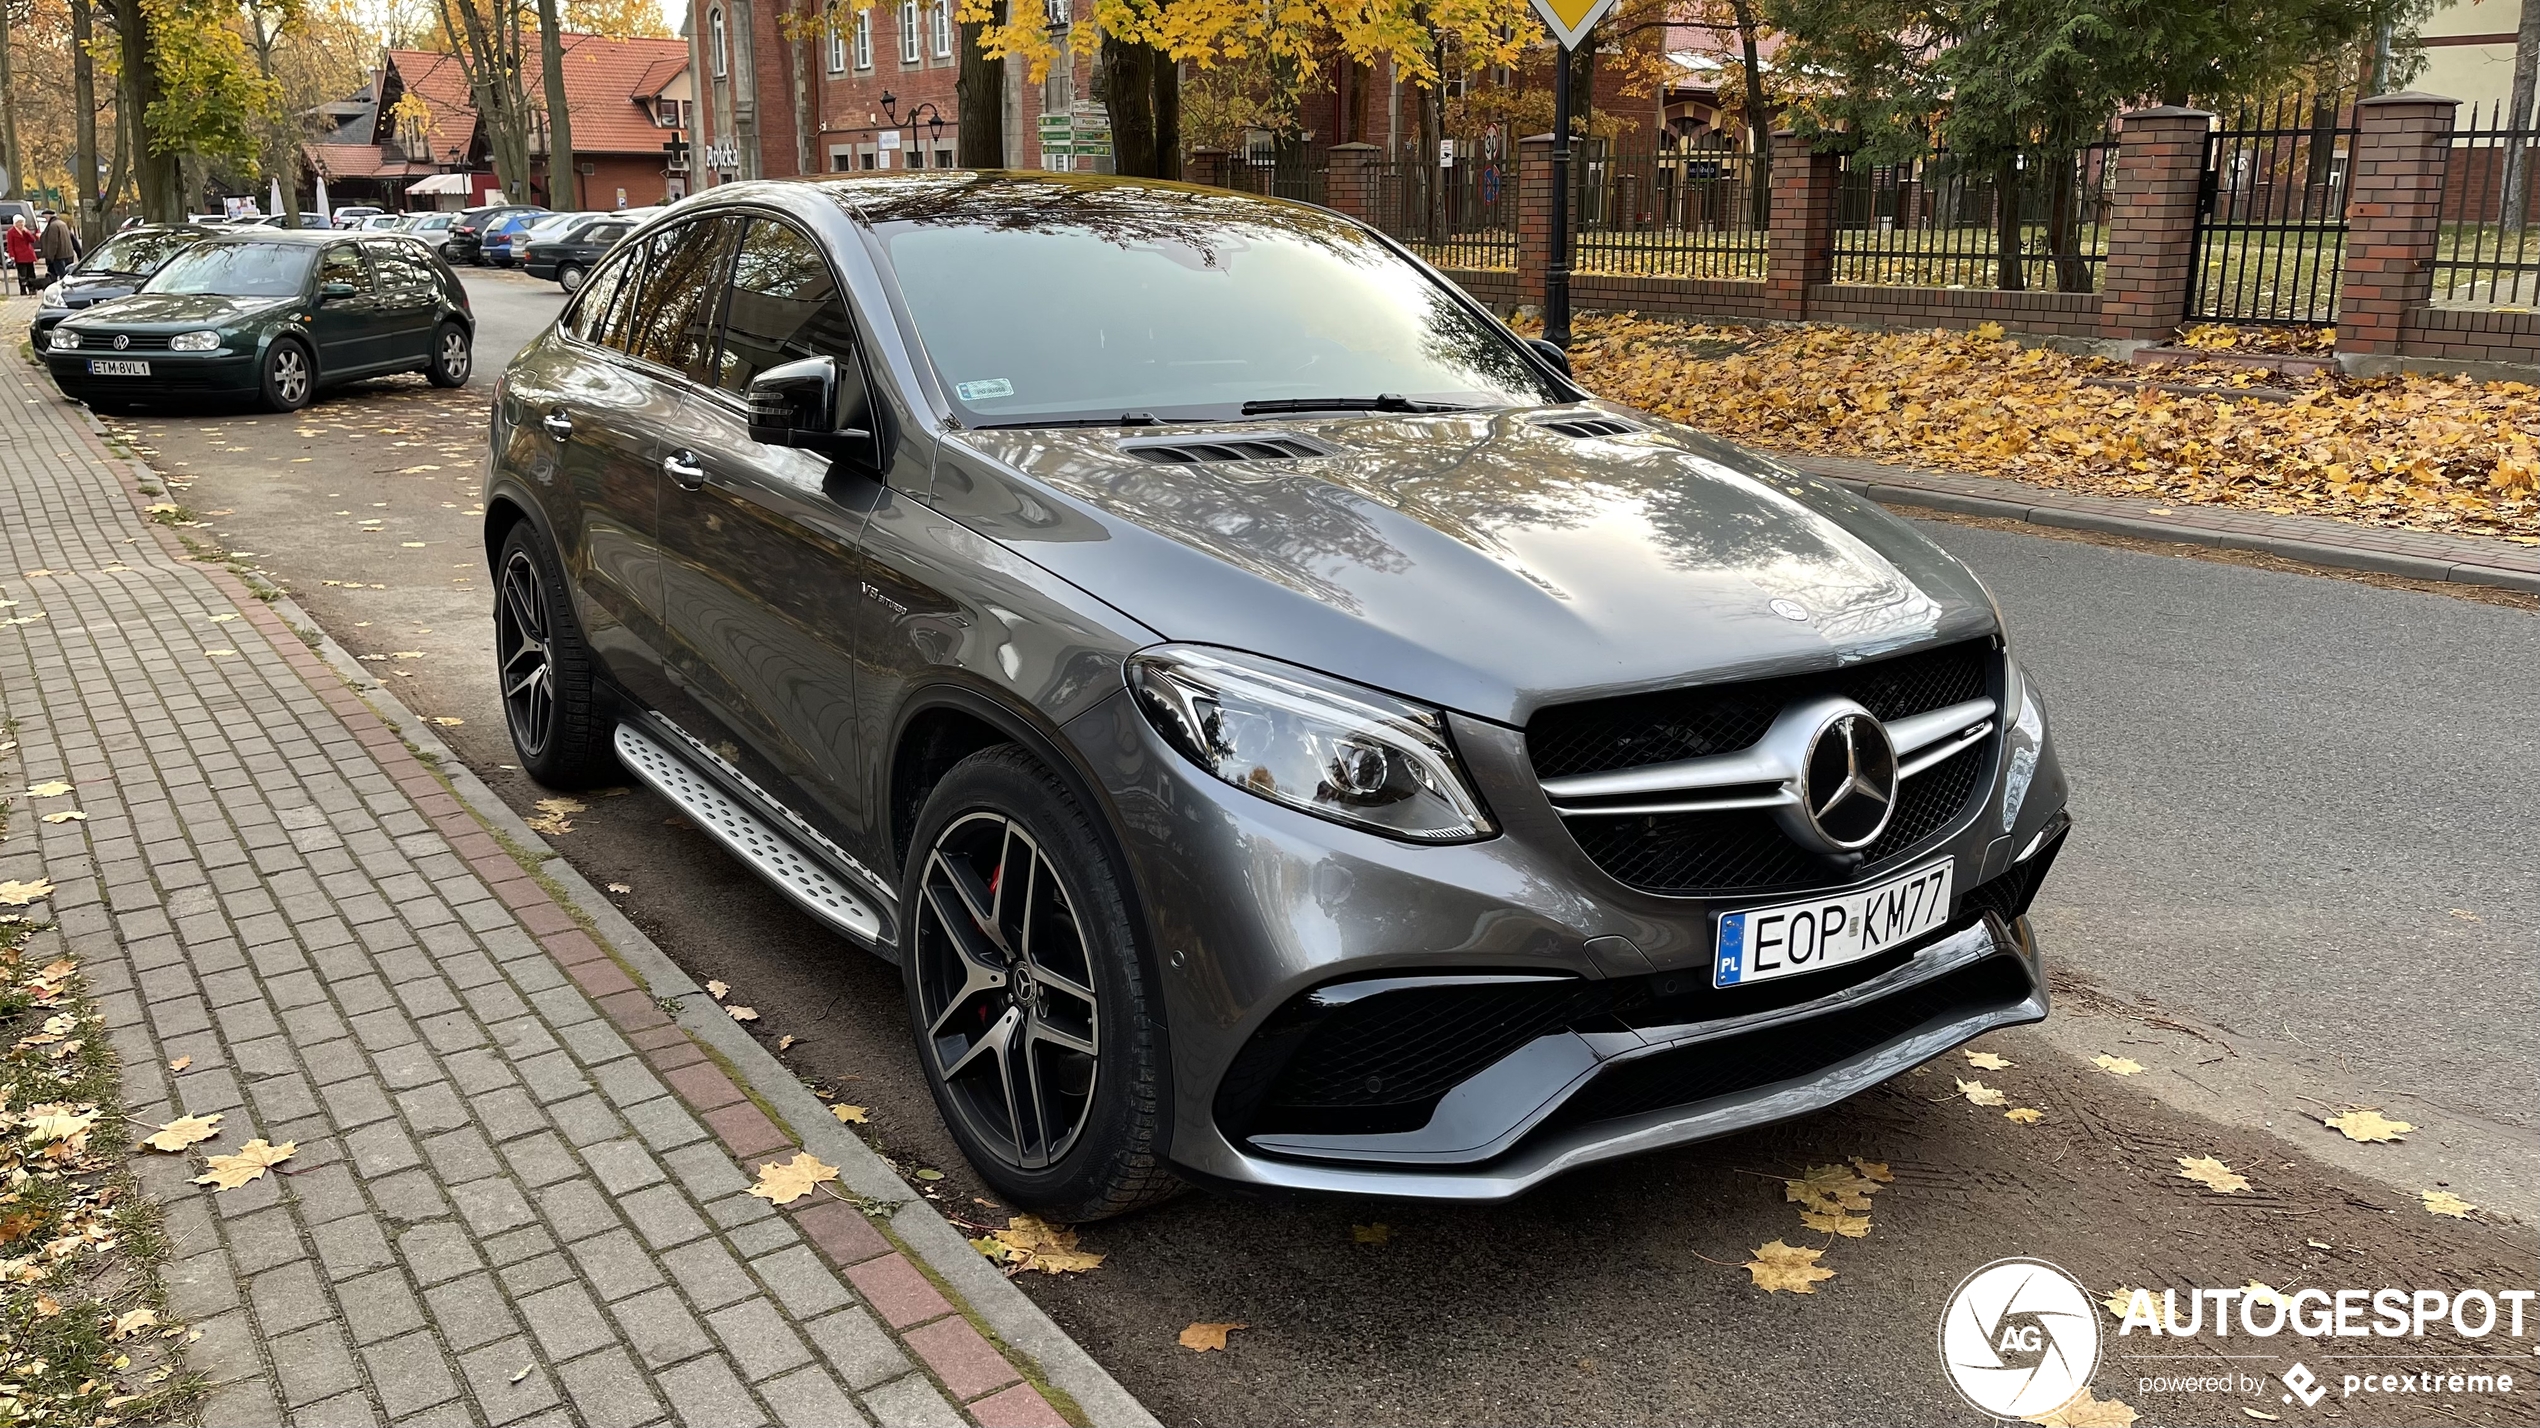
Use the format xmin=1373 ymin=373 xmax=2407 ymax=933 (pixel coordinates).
xmin=1532 ymin=413 xmax=1643 ymax=439
xmin=1121 ymin=434 xmax=1331 ymax=464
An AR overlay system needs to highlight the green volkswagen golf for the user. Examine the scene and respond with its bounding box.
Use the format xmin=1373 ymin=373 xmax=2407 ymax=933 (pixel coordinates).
xmin=40 ymin=229 xmax=474 ymax=412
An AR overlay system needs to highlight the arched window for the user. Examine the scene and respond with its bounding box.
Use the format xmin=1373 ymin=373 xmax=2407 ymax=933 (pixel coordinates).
xmin=709 ymin=6 xmax=727 ymax=76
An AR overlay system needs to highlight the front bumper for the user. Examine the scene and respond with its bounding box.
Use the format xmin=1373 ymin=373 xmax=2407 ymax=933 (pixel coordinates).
xmin=41 ymin=349 xmax=259 ymax=398
xmin=1063 ymin=656 xmax=2070 ymax=1202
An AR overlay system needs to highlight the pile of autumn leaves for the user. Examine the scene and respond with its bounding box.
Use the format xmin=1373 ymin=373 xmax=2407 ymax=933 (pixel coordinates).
xmin=1549 ymin=315 xmax=2540 ymax=541
xmin=0 ymin=924 xmax=189 ymax=1422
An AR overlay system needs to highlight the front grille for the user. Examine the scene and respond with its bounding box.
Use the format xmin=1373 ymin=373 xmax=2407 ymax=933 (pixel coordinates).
xmin=1532 ymin=640 xmax=1996 ymax=895
xmin=1537 ymin=953 xmax=2036 ymax=1132
xmin=86 ymin=333 xmax=173 ymax=351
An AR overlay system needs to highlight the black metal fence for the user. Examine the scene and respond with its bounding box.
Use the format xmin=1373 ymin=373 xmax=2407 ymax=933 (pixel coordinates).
xmin=1573 ymin=143 xmax=1769 ymax=279
xmin=1223 ymin=152 xmax=1328 ymax=207
xmin=1829 ymin=140 xmax=2116 ymax=291
xmin=2432 ymin=102 xmax=2540 ymax=309
xmin=1364 ymin=156 xmax=1519 ymax=271
xmin=2188 ymin=94 xmax=2356 ymax=325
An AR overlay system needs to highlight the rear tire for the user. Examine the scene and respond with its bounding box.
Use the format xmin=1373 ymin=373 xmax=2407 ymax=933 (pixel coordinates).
xmin=556 ymin=264 xmax=587 ymax=293
xmin=259 ymin=338 xmax=313 ymax=413
xmin=426 ymin=322 xmax=471 ymax=387
xmin=493 ymin=522 xmax=619 ymax=788
xmin=901 ymin=746 xmax=1179 ymax=1222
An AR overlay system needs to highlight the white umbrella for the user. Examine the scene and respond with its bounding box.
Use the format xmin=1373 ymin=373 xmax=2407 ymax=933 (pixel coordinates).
xmin=269 ymin=175 xmax=284 ymax=216
xmin=314 ymin=175 xmax=332 ymax=226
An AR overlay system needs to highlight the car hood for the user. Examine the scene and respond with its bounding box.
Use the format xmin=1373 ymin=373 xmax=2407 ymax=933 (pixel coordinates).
xmin=68 ymin=291 xmax=297 ymax=328
xmin=942 ymin=409 xmax=2001 ymax=725
xmin=54 ymin=272 xmax=147 ymax=307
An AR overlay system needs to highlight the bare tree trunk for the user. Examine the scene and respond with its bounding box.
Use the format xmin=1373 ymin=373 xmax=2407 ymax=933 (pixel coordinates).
xmin=117 ymin=0 xmax=181 ymax=220
xmin=2502 ymin=0 xmax=2540 ymax=233
xmin=956 ymin=0 xmax=1005 ymax=169
xmin=1152 ymin=54 xmax=1179 ymax=180
xmin=1993 ymin=153 xmax=2024 ymax=290
xmin=0 ymin=0 xmax=22 ymax=200
xmin=247 ymin=14 xmax=302 ymax=226
xmin=1099 ymin=36 xmax=1158 ymax=177
xmin=72 ymin=0 xmax=103 ymax=241
xmin=537 ymin=0 xmax=576 ymax=205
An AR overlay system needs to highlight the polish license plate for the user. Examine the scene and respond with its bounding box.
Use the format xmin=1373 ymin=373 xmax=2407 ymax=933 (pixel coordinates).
xmin=87 ymin=359 xmax=151 ymax=377
xmin=1714 ymin=858 xmax=1954 ymax=987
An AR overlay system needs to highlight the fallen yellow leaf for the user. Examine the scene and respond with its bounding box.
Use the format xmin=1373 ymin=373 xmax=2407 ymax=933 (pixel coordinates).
xmin=1352 ymin=1223 xmax=1391 ymax=1244
xmin=1745 ymin=1239 xmax=1836 ymax=1294
xmin=746 ymin=1152 xmax=840 ymax=1205
xmin=831 ymin=1105 xmax=869 ymax=1124
xmin=26 ymin=781 xmax=72 ymax=798
xmin=2004 ymin=1107 xmax=2044 ymax=1124
xmin=143 ymin=1114 xmax=224 ymax=1152
xmin=40 ymin=810 xmax=87 ymax=823
xmin=109 ymin=1308 xmax=159 ymax=1340
xmin=194 ymin=1138 xmax=296 ymax=1190
xmin=1798 ymin=1209 xmax=1873 ymax=1238
xmin=0 ymin=878 xmax=58 ymax=906
xmin=1178 ymin=1321 xmax=1246 ymax=1351
xmin=705 ymin=979 xmax=729 ymax=1000
xmin=1956 ymin=1078 xmax=2007 ymax=1107
xmin=1963 ymin=1051 xmax=2013 ymax=1070
xmin=168 ymin=1056 xmax=192 ymax=1072
xmin=2093 ymin=1055 xmax=2146 ymax=1076
xmin=727 ymin=1006 xmax=759 ymax=1023
xmin=1784 ymin=1163 xmax=1879 ymax=1213
xmin=2323 ymin=1109 xmax=2414 ymax=1143
xmin=2176 ymin=1155 xmax=2250 ymax=1194
xmin=2421 ymin=1189 xmax=2476 ymax=1219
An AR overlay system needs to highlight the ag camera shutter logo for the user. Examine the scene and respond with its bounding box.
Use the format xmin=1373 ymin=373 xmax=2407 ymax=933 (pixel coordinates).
xmin=1939 ymin=1257 xmax=2102 ymax=1418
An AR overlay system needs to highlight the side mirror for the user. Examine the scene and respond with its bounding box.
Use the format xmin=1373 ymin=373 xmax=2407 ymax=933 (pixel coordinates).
xmin=746 ymin=355 xmax=876 ymax=462
xmin=1528 ymin=336 xmax=1573 ymax=377
xmin=319 ymin=281 xmax=358 ymax=301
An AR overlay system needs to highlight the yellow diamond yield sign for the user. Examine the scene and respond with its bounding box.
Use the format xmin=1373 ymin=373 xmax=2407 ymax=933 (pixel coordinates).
xmin=1530 ymin=0 xmax=1617 ymax=50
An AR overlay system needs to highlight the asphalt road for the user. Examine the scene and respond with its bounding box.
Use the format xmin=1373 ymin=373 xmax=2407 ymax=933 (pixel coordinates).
xmin=70 ymin=270 xmax=2540 ymax=1427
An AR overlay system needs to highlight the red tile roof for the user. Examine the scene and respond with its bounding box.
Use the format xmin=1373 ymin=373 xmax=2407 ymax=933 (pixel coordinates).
xmin=303 ymin=142 xmax=430 ymax=179
xmin=382 ymin=36 xmax=689 ymax=160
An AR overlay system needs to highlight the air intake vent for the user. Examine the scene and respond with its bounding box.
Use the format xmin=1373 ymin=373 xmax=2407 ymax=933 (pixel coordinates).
xmin=1122 ymin=434 xmax=1328 ymax=464
xmin=1532 ymin=413 xmax=1642 ymax=439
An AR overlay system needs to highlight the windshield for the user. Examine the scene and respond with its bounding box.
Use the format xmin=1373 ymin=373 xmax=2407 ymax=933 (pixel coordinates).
xmin=871 ymin=180 xmax=1561 ymax=425
xmin=144 ymin=243 xmax=313 ymax=297
xmin=80 ymin=230 xmax=203 ymax=276
xmin=527 ymin=215 xmax=585 ymax=239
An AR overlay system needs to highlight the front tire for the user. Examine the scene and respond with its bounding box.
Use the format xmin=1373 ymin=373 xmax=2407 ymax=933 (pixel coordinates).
xmin=493 ymin=522 xmax=618 ymax=787
xmin=901 ymin=746 xmax=1177 ymax=1221
xmin=259 ymin=338 xmax=313 ymax=412
xmin=427 ymin=322 xmax=471 ymax=387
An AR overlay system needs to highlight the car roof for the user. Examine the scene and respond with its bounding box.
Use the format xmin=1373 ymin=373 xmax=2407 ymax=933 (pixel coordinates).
xmin=705 ymin=170 xmax=1328 ymax=233
xmin=197 ymin=228 xmax=355 ymax=245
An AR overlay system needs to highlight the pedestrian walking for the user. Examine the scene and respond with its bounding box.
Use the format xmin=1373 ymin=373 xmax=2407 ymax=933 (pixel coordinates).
xmin=5 ymin=217 xmax=36 ymax=295
xmin=38 ymin=212 xmax=80 ymax=284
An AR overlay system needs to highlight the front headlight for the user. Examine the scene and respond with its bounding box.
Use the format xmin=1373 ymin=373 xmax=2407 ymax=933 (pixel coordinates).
xmin=1126 ymin=645 xmax=1495 ymax=842
xmin=170 ymin=330 xmax=219 ymax=352
xmin=38 ymin=283 xmax=65 ymax=309
xmin=48 ymin=328 xmax=80 ymax=350
xmin=2001 ymin=661 xmax=2047 ymax=834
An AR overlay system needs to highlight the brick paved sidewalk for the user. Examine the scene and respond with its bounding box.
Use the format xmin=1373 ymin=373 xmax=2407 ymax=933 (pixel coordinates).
xmin=0 ymin=334 xmax=1150 ymax=1426
xmin=1777 ymin=451 xmax=2540 ymax=594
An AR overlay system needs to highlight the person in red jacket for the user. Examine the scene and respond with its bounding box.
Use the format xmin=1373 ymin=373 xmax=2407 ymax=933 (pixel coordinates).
xmin=5 ymin=217 xmax=36 ymax=296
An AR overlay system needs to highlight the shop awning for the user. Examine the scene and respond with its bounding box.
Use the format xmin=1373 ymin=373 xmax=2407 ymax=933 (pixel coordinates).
xmin=406 ymin=173 xmax=474 ymax=195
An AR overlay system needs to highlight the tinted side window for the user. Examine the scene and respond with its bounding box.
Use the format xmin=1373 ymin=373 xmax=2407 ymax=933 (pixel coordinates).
xmin=625 ymin=216 xmax=740 ymax=381
xmin=318 ymin=244 xmax=369 ymax=292
xmin=586 ymin=223 xmax=631 ymax=246
xmin=366 ymin=241 xmax=431 ymax=291
xmin=583 ymin=248 xmax=649 ymax=351
xmin=715 ymin=218 xmax=857 ymax=393
xmin=572 ymin=255 xmax=631 ymax=344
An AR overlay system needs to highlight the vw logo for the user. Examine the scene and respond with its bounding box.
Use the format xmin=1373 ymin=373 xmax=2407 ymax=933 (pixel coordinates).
xmin=1795 ymin=709 xmax=1897 ymax=852
xmin=112 ymin=333 xmax=129 ymax=351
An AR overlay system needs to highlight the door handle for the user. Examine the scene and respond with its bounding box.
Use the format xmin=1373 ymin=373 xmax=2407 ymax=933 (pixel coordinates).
xmin=664 ymin=450 xmax=706 ymax=490
xmin=541 ymin=409 xmax=573 ymax=439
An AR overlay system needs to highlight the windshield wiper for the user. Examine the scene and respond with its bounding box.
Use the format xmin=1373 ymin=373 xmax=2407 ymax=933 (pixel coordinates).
xmin=973 ymin=412 xmax=1206 ymax=430
xmin=1239 ymin=393 xmax=1478 ymax=416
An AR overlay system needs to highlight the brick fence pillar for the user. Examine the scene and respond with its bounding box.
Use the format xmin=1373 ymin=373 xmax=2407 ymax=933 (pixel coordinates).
xmin=1324 ymin=142 xmax=1381 ymax=221
xmin=2096 ymin=105 xmax=2214 ymax=346
xmin=2338 ymin=92 xmax=2459 ymax=357
xmin=1765 ymin=132 xmax=1838 ymax=321
xmin=1518 ymin=133 xmax=1554 ymax=305
xmin=1186 ymin=147 xmax=1229 ymax=189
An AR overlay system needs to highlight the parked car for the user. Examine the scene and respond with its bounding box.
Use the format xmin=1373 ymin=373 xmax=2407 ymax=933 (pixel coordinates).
xmin=41 ymin=230 xmax=473 ymax=413
xmin=0 ymin=199 xmax=38 ymax=229
xmin=485 ymin=176 xmax=2072 ymax=1220
xmin=402 ymin=213 xmax=459 ymax=251
xmin=480 ymin=210 xmax=547 ymax=267
xmin=331 ymin=205 xmax=384 ymax=229
xmin=358 ymin=214 xmax=413 ymax=232
xmin=30 ymin=222 xmax=224 ymax=350
xmin=517 ymin=214 xmax=637 ymax=288
xmin=444 ymin=203 xmax=545 ymax=264
xmin=244 ymin=213 xmax=335 ymax=230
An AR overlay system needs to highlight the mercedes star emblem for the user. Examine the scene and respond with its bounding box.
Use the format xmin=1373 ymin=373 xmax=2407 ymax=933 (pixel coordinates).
xmin=1796 ymin=711 xmax=1898 ymax=852
xmin=1770 ymin=598 xmax=1810 ymax=622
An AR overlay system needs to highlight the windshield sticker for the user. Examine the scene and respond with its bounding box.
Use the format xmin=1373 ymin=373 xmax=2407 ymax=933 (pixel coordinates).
xmin=955 ymin=378 xmax=1014 ymax=402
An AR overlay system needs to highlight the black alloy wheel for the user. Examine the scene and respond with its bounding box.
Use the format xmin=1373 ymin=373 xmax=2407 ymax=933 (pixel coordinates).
xmin=902 ymin=747 xmax=1178 ymax=1220
xmin=490 ymin=524 xmax=617 ymax=786
xmin=915 ymin=810 xmax=1103 ymax=1170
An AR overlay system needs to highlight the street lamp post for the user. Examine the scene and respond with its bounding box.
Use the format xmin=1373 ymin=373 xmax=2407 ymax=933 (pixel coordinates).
xmin=879 ymin=92 xmax=948 ymax=165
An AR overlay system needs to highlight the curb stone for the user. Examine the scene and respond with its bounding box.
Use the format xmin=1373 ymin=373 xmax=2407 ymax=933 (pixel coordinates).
xmin=47 ymin=378 xmax=1160 ymax=1428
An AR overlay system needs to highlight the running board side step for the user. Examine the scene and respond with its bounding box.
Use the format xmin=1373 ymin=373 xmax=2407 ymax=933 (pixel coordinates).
xmin=612 ymin=723 xmax=887 ymax=951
